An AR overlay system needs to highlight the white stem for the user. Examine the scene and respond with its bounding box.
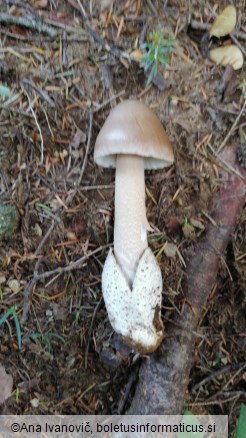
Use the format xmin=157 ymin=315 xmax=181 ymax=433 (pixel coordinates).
xmin=114 ymin=154 xmax=150 ymax=287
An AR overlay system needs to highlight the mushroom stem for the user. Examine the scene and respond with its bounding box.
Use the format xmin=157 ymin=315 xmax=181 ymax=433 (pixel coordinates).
xmin=114 ymin=154 xmax=150 ymax=287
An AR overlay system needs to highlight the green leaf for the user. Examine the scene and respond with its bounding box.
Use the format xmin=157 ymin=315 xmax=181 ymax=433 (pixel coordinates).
xmin=0 ymin=305 xmax=22 ymax=348
xmin=177 ymin=410 xmax=204 ymax=438
xmin=55 ymin=69 xmax=74 ymax=78
xmin=0 ymin=305 xmax=16 ymax=325
xmin=13 ymin=310 xmax=22 ymax=348
xmin=140 ymin=29 xmax=176 ymax=85
xmin=36 ymin=202 xmax=52 ymax=212
xmin=235 ymin=405 xmax=246 ymax=438
xmin=29 ymin=333 xmax=42 ymax=341
xmin=47 ymin=332 xmax=66 ymax=344
xmin=183 ymin=217 xmax=189 ymax=229
xmin=28 ymin=331 xmax=66 ymax=353
xmin=0 ymin=85 xmax=11 ymax=98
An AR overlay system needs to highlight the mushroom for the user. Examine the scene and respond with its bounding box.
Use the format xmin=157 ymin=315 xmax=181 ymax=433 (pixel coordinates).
xmin=94 ymin=100 xmax=174 ymax=354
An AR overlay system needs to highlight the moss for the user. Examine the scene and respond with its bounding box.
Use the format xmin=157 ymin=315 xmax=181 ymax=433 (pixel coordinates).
xmin=0 ymin=204 xmax=19 ymax=239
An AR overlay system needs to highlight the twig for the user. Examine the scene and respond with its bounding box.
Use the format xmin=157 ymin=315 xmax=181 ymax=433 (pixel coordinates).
xmin=192 ymin=362 xmax=246 ymax=393
xmin=34 ymin=221 xmax=57 ymax=259
xmin=68 ymin=0 xmax=134 ymax=63
xmin=186 ymin=394 xmax=241 ymax=406
xmin=86 ymin=24 xmax=133 ymax=62
xmin=146 ymin=0 xmax=158 ymax=16
xmin=117 ymin=370 xmax=139 ymax=414
xmin=207 ymin=363 xmax=246 ymax=401
xmin=21 ymin=79 xmax=55 ymax=107
xmin=0 ymin=105 xmax=33 ymax=118
xmin=21 ymin=220 xmax=57 ymax=322
xmin=207 ymin=143 xmax=245 ymax=179
xmin=80 ymin=185 xmax=114 ymax=191
xmin=230 ymin=33 xmax=246 ymax=58
xmin=92 ymin=90 xmax=126 ymax=113
xmin=35 ymin=244 xmax=111 ymax=280
xmin=76 ymin=0 xmax=88 ymax=20
xmin=4 ymin=0 xmax=38 ymax=17
xmin=76 ymin=112 xmax=93 ymax=187
xmin=85 ymin=297 xmax=103 ymax=369
xmin=21 ymin=85 xmax=44 ymax=165
xmin=190 ymin=19 xmax=246 ymax=41
xmin=66 ymin=111 xmax=93 ymax=205
xmin=0 ymin=13 xmax=57 ymax=38
xmin=216 ymin=100 xmax=246 ymax=154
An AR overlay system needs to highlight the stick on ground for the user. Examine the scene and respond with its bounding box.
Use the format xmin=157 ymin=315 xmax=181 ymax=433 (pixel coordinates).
xmin=128 ymin=145 xmax=246 ymax=414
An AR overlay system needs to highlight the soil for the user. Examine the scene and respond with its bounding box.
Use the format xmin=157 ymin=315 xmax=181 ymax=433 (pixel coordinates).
xmin=0 ymin=0 xmax=245 ymax=435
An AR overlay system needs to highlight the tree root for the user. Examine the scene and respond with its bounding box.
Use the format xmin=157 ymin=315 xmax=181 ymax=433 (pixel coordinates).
xmin=128 ymin=145 xmax=246 ymax=414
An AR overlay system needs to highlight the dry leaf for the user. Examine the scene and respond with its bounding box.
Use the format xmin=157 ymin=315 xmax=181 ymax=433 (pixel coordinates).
xmin=130 ymin=49 xmax=143 ymax=63
xmin=210 ymin=5 xmax=237 ymax=38
xmin=0 ymin=364 xmax=13 ymax=404
xmin=210 ymin=45 xmax=243 ymax=70
xmin=33 ymin=0 xmax=48 ymax=8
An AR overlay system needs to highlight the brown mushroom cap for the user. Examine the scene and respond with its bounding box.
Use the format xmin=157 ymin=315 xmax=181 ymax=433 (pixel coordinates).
xmin=94 ymin=100 xmax=174 ymax=170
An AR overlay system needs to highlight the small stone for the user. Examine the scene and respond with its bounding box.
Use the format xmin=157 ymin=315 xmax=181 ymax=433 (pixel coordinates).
xmin=66 ymin=231 xmax=76 ymax=241
xmin=8 ymin=279 xmax=20 ymax=294
xmin=164 ymin=242 xmax=177 ymax=258
xmin=34 ymin=223 xmax=42 ymax=237
xmin=30 ymin=397 xmax=39 ymax=408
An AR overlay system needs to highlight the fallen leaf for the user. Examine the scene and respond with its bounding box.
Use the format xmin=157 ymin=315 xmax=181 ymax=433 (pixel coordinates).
xmin=190 ymin=218 xmax=205 ymax=231
xmin=0 ymin=364 xmax=13 ymax=404
xmin=210 ymin=45 xmax=243 ymax=70
xmin=209 ymin=5 xmax=237 ymax=38
xmin=32 ymin=0 xmax=48 ymax=8
xmin=130 ymin=49 xmax=143 ymax=63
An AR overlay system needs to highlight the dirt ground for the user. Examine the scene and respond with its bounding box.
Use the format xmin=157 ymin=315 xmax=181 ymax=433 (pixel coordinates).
xmin=0 ymin=0 xmax=245 ymax=435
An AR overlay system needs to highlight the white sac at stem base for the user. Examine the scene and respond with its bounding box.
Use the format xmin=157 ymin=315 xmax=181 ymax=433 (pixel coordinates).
xmin=102 ymin=247 xmax=164 ymax=354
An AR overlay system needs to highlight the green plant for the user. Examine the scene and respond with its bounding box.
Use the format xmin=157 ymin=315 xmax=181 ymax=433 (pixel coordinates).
xmin=182 ymin=217 xmax=189 ymax=229
xmin=235 ymin=404 xmax=246 ymax=438
xmin=177 ymin=410 xmax=204 ymax=438
xmin=239 ymin=79 xmax=246 ymax=100
xmin=74 ymin=309 xmax=81 ymax=324
xmin=28 ymin=331 xmax=66 ymax=353
xmin=0 ymin=305 xmax=22 ymax=348
xmin=140 ymin=30 xmax=176 ymax=85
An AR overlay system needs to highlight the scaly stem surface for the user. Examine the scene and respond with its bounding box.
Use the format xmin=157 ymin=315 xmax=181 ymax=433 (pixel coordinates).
xmin=114 ymin=155 xmax=150 ymax=286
